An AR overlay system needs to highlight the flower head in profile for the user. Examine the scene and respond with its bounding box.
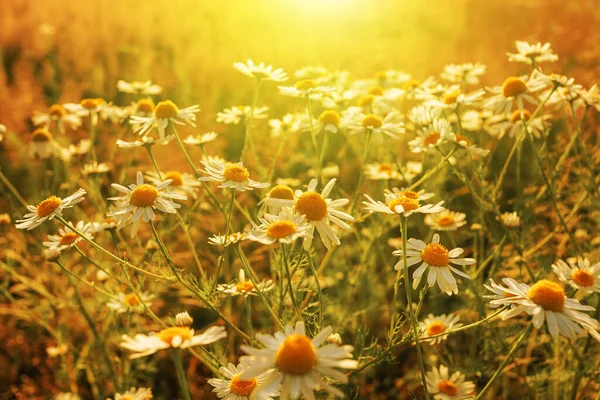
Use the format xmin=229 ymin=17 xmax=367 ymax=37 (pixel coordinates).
xmin=199 ymin=159 xmax=269 ymax=191
xmin=117 ymin=80 xmax=162 ymax=95
xmin=183 ymin=132 xmax=218 ymax=146
xmin=426 ymin=365 xmax=475 ymax=399
xmin=107 ymin=291 xmax=155 ymax=314
xmin=364 ymin=163 xmax=402 ymax=181
xmin=130 ymin=100 xmax=199 ymax=139
xmin=363 ymin=189 xmax=444 ymax=217
xmin=234 ymin=60 xmax=288 ymax=82
xmin=278 ymin=80 xmax=336 ymax=98
xmin=420 ymin=314 xmax=463 ymax=345
xmin=552 ymin=258 xmax=600 ymax=294
xmin=111 ymin=387 xmax=153 ymax=400
xmin=116 ymin=135 xmax=174 ymax=148
xmin=108 ymin=171 xmax=187 ymax=237
xmin=81 ymin=162 xmax=111 ymax=177
xmin=43 ymin=221 xmax=93 ymax=252
xmin=121 ymin=325 xmax=227 ymax=359
xmin=424 ymin=210 xmax=467 ymax=231
xmin=500 ymin=211 xmax=520 ymax=228
xmin=507 ymin=40 xmax=558 ymax=65
xmin=316 ymin=110 xmax=342 ymax=133
xmin=346 ymin=112 xmax=405 ymax=139
xmin=247 ymin=207 xmax=312 ymax=245
xmin=208 ymin=359 xmax=281 ymax=400
xmin=217 ymin=269 xmax=274 ymax=298
xmin=393 ymin=233 xmax=475 ymax=295
xmin=264 ymin=179 xmax=353 ymax=249
xmin=441 ymin=63 xmax=486 ymax=85
xmin=27 ymin=128 xmax=71 ymax=161
xmin=16 ymin=188 xmax=86 ymax=230
xmin=32 ymin=104 xmax=82 ymax=135
xmin=240 ymin=322 xmax=358 ymax=399
xmin=217 ymin=105 xmax=269 ymax=125
xmin=485 ymin=277 xmax=599 ymax=341
xmin=262 ymin=184 xmax=297 ymax=214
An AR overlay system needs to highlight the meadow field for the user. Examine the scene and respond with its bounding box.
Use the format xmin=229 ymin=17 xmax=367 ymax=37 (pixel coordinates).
xmin=1 ymin=0 xmax=600 ymax=399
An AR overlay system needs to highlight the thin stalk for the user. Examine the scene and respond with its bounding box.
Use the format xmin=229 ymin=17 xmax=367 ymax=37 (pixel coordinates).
xmin=172 ymin=349 xmax=192 ymax=400
xmin=244 ymin=296 xmax=254 ymax=341
xmin=0 ymin=168 xmax=28 ymax=208
xmin=408 ymin=148 xmax=456 ymax=191
xmin=211 ymin=189 xmax=236 ymax=293
xmin=281 ymin=244 xmax=302 ymax=320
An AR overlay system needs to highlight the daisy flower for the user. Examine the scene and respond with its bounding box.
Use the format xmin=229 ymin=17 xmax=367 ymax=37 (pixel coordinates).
xmin=217 ymin=269 xmax=275 ymax=298
xmin=268 ymin=113 xmax=308 ymax=137
xmin=485 ymin=75 xmax=545 ymax=114
xmin=68 ymin=139 xmax=92 ymax=156
xmin=363 ymin=189 xmax=444 ymax=217
xmin=247 ymin=207 xmax=312 ymax=245
xmin=111 ymin=387 xmax=153 ymax=400
xmin=175 ymin=311 xmax=194 ymax=327
xmin=27 ymin=128 xmax=70 ymax=160
xmin=32 ymin=104 xmax=82 ymax=134
xmin=117 ymin=80 xmax=162 ymax=95
xmin=420 ymin=314 xmax=463 ymax=345
xmin=107 ymin=291 xmax=155 ymax=314
xmin=81 ymin=161 xmax=111 ymax=176
xmin=130 ymin=100 xmax=200 ymax=139
xmin=407 ymin=105 xmax=441 ymax=127
xmin=131 ymin=98 xmax=156 ymax=117
xmin=448 ymin=132 xmax=489 ymax=157
xmin=393 ymin=233 xmax=475 ymax=295
xmin=209 ymin=232 xmax=247 ymax=247
xmin=424 ymin=210 xmax=467 ymax=231
xmin=16 ymin=188 xmax=86 ymax=230
xmin=208 ymin=359 xmax=281 ymax=400
xmin=426 ymin=87 xmax=485 ymax=112
xmin=440 ymin=63 xmax=486 ymax=85
xmin=264 ymin=179 xmax=353 ymax=250
xmin=108 ymin=171 xmax=187 ymax=237
xmin=116 ymin=135 xmax=174 ymax=148
xmin=233 ymin=60 xmax=288 ymax=82
xmin=146 ymin=170 xmax=200 ymax=198
xmin=507 ymin=40 xmax=558 ymax=65
xmin=345 ymin=112 xmax=405 ymax=139
xmin=121 ymin=325 xmax=227 ymax=359
xmin=183 ymin=132 xmax=218 ymax=146
xmin=199 ymin=159 xmax=269 ymax=191
xmin=217 ymin=105 xmax=269 ymax=125
xmin=484 ymin=278 xmax=599 ymax=341
xmin=364 ymin=163 xmax=402 ymax=181
xmin=426 ymin=365 xmax=476 ymax=399
xmin=408 ymin=118 xmax=454 ymax=153
xmin=500 ymin=211 xmax=520 ymax=228
xmin=316 ymin=110 xmax=342 ymax=133
xmin=240 ymin=321 xmax=358 ymax=399
xmin=486 ymin=109 xmax=551 ymax=139
xmin=552 ymin=258 xmax=600 ymax=294
xmin=262 ymin=184 xmax=296 ymax=214
xmin=43 ymin=220 xmax=93 ymax=252
xmin=278 ymin=79 xmax=335 ymax=98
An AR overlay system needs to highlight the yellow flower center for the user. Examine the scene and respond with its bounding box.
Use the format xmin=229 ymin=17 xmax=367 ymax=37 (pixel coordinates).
xmin=266 ymin=221 xmax=297 ymax=239
xmin=378 ymin=163 xmax=393 ymax=174
xmin=571 ymin=270 xmax=594 ymax=287
xmin=361 ymin=114 xmax=383 ymax=129
xmin=130 ymin=184 xmax=159 ymax=208
xmin=223 ymin=164 xmax=250 ymax=182
xmin=426 ymin=321 xmax=447 ymax=336
xmin=358 ymin=94 xmax=375 ymax=107
xmin=527 ymin=280 xmax=565 ymax=312
xmin=230 ymin=375 xmax=258 ymax=396
xmin=318 ymin=110 xmax=341 ymax=126
xmin=295 ymin=79 xmax=318 ymax=91
xmin=388 ymin=197 xmax=420 ymax=212
xmin=49 ymin=104 xmax=66 ymax=117
xmin=154 ymin=100 xmax=179 ymax=119
xmin=437 ymin=215 xmax=455 ymax=227
xmin=443 ymin=90 xmax=460 ymax=105
xmin=268 ymin=185 xmax=295 ymax=200
xmin=275 ymin=334 xmax=317 ymax=375
xmin=164 ymin=171 xmax=183 ymax=186
xmin=424 ymin=132 xmax=441 ymax=147
xmin=502 ymin=77 xmax=528 ymax=98
xmin=37 ymin=196 xmax=62 ymax=217
xmin=438 ymin=380 xmax=458 ymax=396
xmin=59 ymin=232 xmax=79 ymax=246
xmin=402 ymin=79 xmax=420 ymax=89
xmin=236 ymin=281 xmax=255 ymax=292
xmin=510 ymin=109 xmax=532 ymax=122
xmin=156 ymin=326 xmax=193 ymax=345
xmin=421 ymin=243 xmax=450 ymax=267
xmin=80 ymin=98 xmax=103 ymax=110
xmin=398 ymin=191 xmax=419 ymax=199
xmin=124 ymin=293 xmax=141 ymax=306
xmin=32 ymin=128 xmax=53 ymax=142
xmin=120 ymin=396 xmax=134 ymax=400
xmin=295 ymin=192 xmax=328 ymax=221
xmin=368 ymin=86 xmax=385 ymax=96
xmin=137 ymin=98 xmax=155 ymax=114
xmin=455 ymin=134 xmax=471 ymax=146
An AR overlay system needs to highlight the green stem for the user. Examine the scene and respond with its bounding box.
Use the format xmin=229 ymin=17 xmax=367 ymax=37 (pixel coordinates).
xmin=244 ymin=296 xmax=254 ymax=341
xmin=408 ymin=148 xmax=456 ymax=191
xmin=281 ymin=244 xmax=302 ymax=320
xmin=172 ymin=349 xmax=192 ymax=400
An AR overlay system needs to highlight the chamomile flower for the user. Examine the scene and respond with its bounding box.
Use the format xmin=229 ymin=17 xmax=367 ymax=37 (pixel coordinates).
xmin=420 ymin=314 xmax=463 ymax=345
xmin=199 ymin=159 xmax=269 ymax=191
xmin=117 ymin=80 xmax=162 ymax=95
xmin=268 ymin=113 xmax=308 ymax=137
xmin=132 ymin=98 xmax=156 ymax=117
xmin=16 ymin=188 xmax=86 ymax=230
xmin=27 ymin=128 xmax=70 ymax=160
xmin=183 ymin=132 xmax=218 ymax=146
xmin=408 ymin=105 xmax=441 ymax=127
xmin=240 ymin=322 xmax=358 ymax=399
xmin=217 ymin=269 xmax=275 ymax=298
xmin=487 ymin=109 xmax=551 ymax=139
xmin=130 ymin=100 xmax=200 ymax=139
xmin=247 ymin=207 xmax=312 ymax=245
xmin=424 ymin=211 xmax=467 ymax=231
xmin=68 ymin=139 xmax=92 ymax=156
xmin=485 ymin=75 xmax=545 ymax=114
xmin=426 ymin=365 xmax=476 ymax=399
xmin=262 ymin=185 xmax=296 ymax=214
xmin=209 ymin=232 xmax=247 ymax=247
xmin=316 ymin=110 xmax=342 ymax=133
xmin=364 ymin=163 xmax=402 ymax=181
xmin=108 ymin=171 xmax=187 ymax=237
xmin=116 ymin=135 xmax=174 ymax=148
xmin=121 ymin=325 xmax=227 ymax=359
xmin=208 ymin=359 xmax=281 ymax=400
xmin=345 ymin=112 xmax=405 ymax=139
xmin=111 ymin=387 xmax=153 ymax=400
xmin=32 ymin=104 xmax=82 ymax=134
xmin=278 ymin=80 xmax=336 ymax=98
xmin=363 ymin=189 xmax=444 ymax=217
xmin=426 ymin=86 xmax=485 ymax=111
xmin=409 ymin=118 xmax=454 ymax=153
xmin=107 ymin=291 xmax=155 ymax=314
xmin=146 ymin=170 xmax=200 ymax=198
xmin=264 ymin=179 xmax=353 ymax=249
xmin=175 ymin=311 xmax=194 ymax=327
xmin=507 ymin=40 xmax=558 ymax=65
xmin=441 ymin=63 xmax=486 ymax=85
xmin=234 ymin=60 xmax=288 ymax=82
xmin=448 ymin=132 xmax=489 ymax=157
xmin=485 ymin=278 xmax=599 ymax=340
xmin=43 ymin=220 xmax=93 ymax=252
xmin=393 ymin=234 xmax=475 ymax=295
xmin=500 ymin=211 xmax=520 ymax=228
xmin=552 ymin=258 xmax=600 ymax=294
xmin=81 ymin=161 xmax=111 ymax=176
xmin=217 ymin=105 xmax=269 ymax=125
